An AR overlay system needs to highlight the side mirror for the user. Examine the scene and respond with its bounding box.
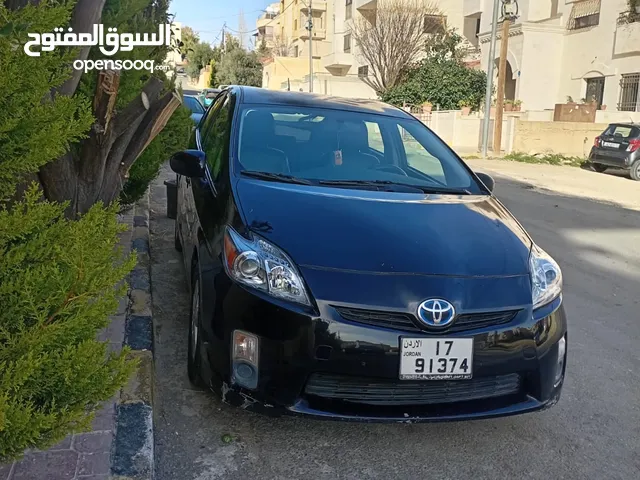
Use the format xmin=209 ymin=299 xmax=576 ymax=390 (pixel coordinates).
xmin=475 ymin=172 xmax=495 ymax=192
xmin=170 ymin=150 xmax=205 ymax=178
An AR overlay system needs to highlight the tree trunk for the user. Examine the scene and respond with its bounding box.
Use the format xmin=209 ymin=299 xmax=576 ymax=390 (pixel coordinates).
xmin=7 ymin=0 xmax=181 ymax=217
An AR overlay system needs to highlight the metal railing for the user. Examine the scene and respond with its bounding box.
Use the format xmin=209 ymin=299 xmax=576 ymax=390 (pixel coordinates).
xmin=617 ymin=11 xmax=640 ymax=25
xmin=618 ymin=73 xmax=640 ymax=112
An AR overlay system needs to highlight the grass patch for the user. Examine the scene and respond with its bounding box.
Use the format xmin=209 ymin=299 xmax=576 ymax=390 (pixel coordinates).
xmin=504 ymin=151 xmax=587 ymax=168
xmin=462 ymin=154 xmax=481 ymax=160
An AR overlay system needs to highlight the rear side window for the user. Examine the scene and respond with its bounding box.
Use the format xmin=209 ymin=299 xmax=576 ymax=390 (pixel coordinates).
xmin=201 ymin=94 xmax=231 ymax=181
xmin=604 ymin=125 xmax=638 ymax=138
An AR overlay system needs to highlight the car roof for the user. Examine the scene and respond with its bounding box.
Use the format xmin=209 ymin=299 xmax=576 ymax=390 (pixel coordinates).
xmin=608 ymin=122 xmax=640 ymax=127
xmin=233 ymin=86 xmax=410 ymax=119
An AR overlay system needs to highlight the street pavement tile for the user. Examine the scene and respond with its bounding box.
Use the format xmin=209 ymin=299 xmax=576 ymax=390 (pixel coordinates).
xmin=11 ymin=450 xmax=78 ymax=480
xmin=77 ymin=453 xmax=110 ymax=476
xmin=73 ymin=432 xmax=112 ymax=454
xmin=91 ymin=400 xmax=116 ymax=431
xmin=0 ymin=463 xmax=14 ymax=480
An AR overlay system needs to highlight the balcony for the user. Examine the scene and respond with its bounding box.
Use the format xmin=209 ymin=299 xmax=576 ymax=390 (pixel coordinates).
xmin=614 ymin=13 xmax=640 ymax=56
xmin=321 ymin=52 xmax=353 ymax=69
xmin=256 ymin=13 xmax=277 ymax=29
xmin=300 ymin=0 xmax=326 ymax=12
xmin=297 ymin=27 xmax=326 ymax=40
xmin=463 ymin=0 xmax=482 ymax=17
xmin=354 ymin=0 xmax=377 ymax=11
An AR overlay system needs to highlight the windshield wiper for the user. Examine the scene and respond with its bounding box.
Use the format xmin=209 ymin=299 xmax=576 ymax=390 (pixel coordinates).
xmin=241 ymin=171 xmax=315 ymax=185
xmin=318 ymin=179 xmax=471 ymax=194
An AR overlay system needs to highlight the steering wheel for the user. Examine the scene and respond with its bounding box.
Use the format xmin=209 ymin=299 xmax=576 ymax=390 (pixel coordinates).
xmin=371 ymin=164 xmax=408 ymax=176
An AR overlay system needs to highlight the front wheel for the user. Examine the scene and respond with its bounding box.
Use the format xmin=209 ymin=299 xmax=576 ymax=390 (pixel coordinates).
xmin=592 ymin=163 xmax=608 ymax=173
xmin=630 ymin=161 xmax=640 ymax=181
xmin=187 ymin=272 xmax=205 ymax=387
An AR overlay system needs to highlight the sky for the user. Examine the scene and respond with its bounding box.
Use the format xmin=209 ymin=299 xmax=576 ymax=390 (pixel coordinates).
xmin=169 ymin=0 xmax=269 ymax=48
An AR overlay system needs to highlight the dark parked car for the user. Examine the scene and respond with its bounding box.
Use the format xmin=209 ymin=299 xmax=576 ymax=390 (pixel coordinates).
xmin=183 ymin=95 xmax=206 ymax=124
xmin=589 ymin=122 xmax=640 ymax=180
xmin=169 ymin=86 xmax=567 ymax=422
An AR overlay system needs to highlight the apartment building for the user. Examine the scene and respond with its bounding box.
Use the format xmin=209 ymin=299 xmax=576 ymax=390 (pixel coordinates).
xmin=472 ymin=0 xmax=640 ymax=114
xmin=259 ymin=0 xmax=640 ymax=115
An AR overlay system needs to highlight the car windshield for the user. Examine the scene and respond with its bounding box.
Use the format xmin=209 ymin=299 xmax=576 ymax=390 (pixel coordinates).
xmin=236 ymin=105 xmax=484 ymax=194
xmin=184 ymin=96 xmax=205 ymax=114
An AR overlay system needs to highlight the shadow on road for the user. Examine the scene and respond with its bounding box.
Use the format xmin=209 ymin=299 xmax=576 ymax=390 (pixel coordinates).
xmin=149 ymin=162 xmax=640 ymax=480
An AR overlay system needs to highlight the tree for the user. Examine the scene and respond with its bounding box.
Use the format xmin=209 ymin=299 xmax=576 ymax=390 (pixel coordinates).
xmin=208 ymin=59 xmax=219 ymax=87
xmin=180 ymin=25 xmax=199 ymax=60
xmin=217 ymin=48 xmax=263 ymax=87
xmin=186 ymin=41 xmax=214 ymax=79
xmin=4 ymin=0 xmax=181 ymax=218
xmin=349 ymin=0 xmax=441 ymax=94
xmin=380 ymin=30 xmax=488 ymax=110
xmin=0 ymin=1 xmax=135 ymax=460
xmin=271 ymin=34 xmax=293 ymax=57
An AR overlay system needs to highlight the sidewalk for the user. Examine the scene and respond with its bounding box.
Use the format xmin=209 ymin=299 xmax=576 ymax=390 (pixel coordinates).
xmin=465 ymin=158 xmax=640 ymax=211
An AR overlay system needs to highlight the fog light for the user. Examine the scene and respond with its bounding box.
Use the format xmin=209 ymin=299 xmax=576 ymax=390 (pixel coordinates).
xmin=554 ymin=335 xmax=566 ymax=387
xmin=233 ymin=330 xmax=259 ymax=365
xmin=232 ymin=331 xmax=259 ymax=390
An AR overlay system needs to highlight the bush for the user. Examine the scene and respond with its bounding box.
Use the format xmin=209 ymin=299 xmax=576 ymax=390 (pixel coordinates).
xmin=0 ymin=189 xmax=136 ymax=461
xmin=382 ymin=58 xmax=487 ymax=110
xmin=504 ymin=151 xmax=586 ymax=167
xmin=120 ymin=103 xmax=193 ymax=205
xmin=0 ymin=2 xmax=136 ymax=460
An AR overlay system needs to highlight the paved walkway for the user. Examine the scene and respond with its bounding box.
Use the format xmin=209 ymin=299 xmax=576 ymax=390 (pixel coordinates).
xmin=0 ymin=214 xmax=133 ymax=480
xmin=465 ymin=158 xmax=640 ymax=211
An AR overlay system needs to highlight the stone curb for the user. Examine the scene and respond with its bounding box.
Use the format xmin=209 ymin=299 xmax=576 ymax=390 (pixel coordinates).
xmin=112 ymin=189 xmax=155 ymax=480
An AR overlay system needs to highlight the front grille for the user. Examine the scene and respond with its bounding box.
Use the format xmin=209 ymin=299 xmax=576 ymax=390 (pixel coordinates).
xmin=333 ymin=306 xmax=518 ymax=334
xmin=305 ymin=373 xmax=522 ymax=406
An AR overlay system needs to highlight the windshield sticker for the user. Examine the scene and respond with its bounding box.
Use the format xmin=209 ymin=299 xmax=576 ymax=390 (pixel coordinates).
xmin=334 ymin=150 xmax=343 ymax=166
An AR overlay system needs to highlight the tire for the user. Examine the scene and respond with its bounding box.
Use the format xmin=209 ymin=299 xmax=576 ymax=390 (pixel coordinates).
xmin=187 ymin=271 xmax=205 ymax=387
xmin=174 ymin=220 xmax=182 ymax=252
xmin=592 ymin=163 xmax=608 ymax=173
xmin=631 ymin=161 xmax=640 ymax=181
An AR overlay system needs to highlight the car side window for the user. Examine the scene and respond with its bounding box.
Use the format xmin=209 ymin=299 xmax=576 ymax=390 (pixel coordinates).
xmin=201 ymin=94 xmax=231 ymax=181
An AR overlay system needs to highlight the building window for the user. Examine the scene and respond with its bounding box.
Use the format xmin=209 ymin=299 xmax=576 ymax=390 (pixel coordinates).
xmin=618 ymin=73 xmax=640 ymax=112
xmin=346 ymin=0 xmax=352 ymax=20
xmin=585 ymin=77 xmax=605 ymax=109
xmin=567 ymin=0 xmax=601 ymax=30
xmin=358 ymin=65 xmax=368 ymax=78
xmin=423 ymin=15 xmax=447 ymax=34
xmin=294 ymin=45 xmax=299 ymax=57
xmin=344 ymin=33 xmax=351 ymax=53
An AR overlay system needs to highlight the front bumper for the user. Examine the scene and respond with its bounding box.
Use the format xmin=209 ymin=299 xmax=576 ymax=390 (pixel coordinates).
xmin=206 ymin=273 xmax=567 ymax=422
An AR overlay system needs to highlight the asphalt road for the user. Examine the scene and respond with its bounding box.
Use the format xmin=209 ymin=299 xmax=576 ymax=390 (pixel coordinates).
xmin=150 ymin=163 xmax=640 ymax=480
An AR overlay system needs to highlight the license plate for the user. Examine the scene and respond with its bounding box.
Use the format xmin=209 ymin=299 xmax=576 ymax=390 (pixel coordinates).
xmin=602 ymin=141 xmax=619 ymax=148
xmin=399 ymin=338 xmax=473 ymax=380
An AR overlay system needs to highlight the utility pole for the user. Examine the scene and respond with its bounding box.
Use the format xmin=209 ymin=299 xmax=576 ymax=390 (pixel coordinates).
xmin=221 ymin=23 xmax=226 ymax=53
xmin=481 ymin=0 xmax=500 ymax=158
xmin=307 ymin=0 xmax=314 ymax=92
xmin=492 ymin=16 xmax=510 ymax=153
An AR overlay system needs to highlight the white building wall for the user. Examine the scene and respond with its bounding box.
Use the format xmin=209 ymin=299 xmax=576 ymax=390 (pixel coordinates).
xmin=558 ymin=0 xmax=635 ymax=111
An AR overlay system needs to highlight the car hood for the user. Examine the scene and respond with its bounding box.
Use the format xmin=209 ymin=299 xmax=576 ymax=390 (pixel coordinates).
xmin=191 ymin=113 xmax=203 ymax=124
xmin=235 ymin=179 xmax=533 ymax=277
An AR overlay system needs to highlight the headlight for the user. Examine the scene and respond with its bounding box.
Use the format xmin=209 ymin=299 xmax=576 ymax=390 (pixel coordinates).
xmin=529 ymin=245 xmax=562 ymax=309
xmin=223 ymin=226 xmax=311 ymax=306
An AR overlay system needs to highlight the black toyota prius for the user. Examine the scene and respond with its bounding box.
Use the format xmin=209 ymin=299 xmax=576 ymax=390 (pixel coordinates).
xmin=169 ymin=86 xmax=567 ymax=422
